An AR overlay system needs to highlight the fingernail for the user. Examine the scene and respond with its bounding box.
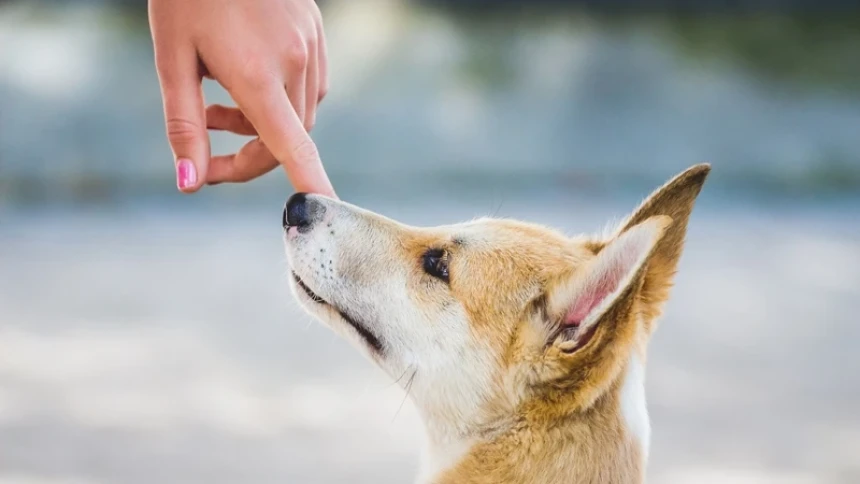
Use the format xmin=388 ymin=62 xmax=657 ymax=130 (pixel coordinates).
xmin=176 ymin=159 xmax=197 ymax=190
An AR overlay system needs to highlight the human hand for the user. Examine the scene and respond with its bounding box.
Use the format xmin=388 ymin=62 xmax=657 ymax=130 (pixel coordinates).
xmin=148 ymin=0 xmax=334 ymax=196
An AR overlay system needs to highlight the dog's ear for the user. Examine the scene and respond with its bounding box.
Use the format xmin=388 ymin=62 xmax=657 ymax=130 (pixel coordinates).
xmin=597 ymin=163 xmax=710 ymax=330
xmin=538 ymin=165 xmax=709 ymax=408
xmin=548 ymin=216 xmax=671 ymax=354
xmin=540 ymin=216 xmax=670 ymax=408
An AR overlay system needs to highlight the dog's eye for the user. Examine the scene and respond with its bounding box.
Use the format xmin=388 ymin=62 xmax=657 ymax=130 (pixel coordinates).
xmin=422 ymin=249 xmax=450 ymax=283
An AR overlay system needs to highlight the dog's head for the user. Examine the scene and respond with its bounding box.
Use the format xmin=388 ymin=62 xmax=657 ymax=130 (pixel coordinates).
xmin=283 ymin=165 xmax=708 ymax=442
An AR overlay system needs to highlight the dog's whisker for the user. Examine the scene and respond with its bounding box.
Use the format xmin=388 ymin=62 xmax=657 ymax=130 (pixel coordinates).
xmin=489 ymin=192 xmax=506 ymax=218
xmin=392 ymin=366 xmax=417 ymax=424
xmin=387 ymin=365 xmax=412 ymax=388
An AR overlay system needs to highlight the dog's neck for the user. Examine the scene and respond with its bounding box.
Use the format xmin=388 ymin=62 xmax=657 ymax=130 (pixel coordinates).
xmin=415 ymin=353 xmax=649 ymax=484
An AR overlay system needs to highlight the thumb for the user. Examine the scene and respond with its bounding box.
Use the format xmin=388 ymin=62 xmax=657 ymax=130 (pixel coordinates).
xmin=154 ymin=46 xmax=210 ymax=193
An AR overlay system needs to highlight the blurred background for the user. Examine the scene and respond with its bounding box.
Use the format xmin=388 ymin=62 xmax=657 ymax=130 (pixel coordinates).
xmin=1 ymin=0 xmax=859 ymax=483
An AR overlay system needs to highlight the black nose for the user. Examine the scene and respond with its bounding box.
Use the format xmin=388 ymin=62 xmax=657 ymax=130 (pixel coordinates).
xmin=283 ymin=192 xmax=328 ymax=231
xmin=284 ymin=192 xmax=311 ymax=228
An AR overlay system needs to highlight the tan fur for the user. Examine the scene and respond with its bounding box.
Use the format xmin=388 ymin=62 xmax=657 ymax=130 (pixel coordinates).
xmin=436 ymin=384 xmax=643 ymax=484
xmin=283 ymin=164 xmax=710 ymax=484
xmin=610 ymin=164 xmax=711 ymax=331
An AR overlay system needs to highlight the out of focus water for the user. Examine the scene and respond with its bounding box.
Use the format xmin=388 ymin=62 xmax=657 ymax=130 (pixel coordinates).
xmin=1 ymin=1 xmax=859 ymax=483
xmin=2 ymin=1 xmax=860 ymax=205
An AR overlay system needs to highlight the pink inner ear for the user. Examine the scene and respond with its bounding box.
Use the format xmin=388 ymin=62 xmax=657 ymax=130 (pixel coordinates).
xmin=562 ymin=221 xmax=659 ymax=329
xmin=563 ymin=266 xmax=623 ymax=328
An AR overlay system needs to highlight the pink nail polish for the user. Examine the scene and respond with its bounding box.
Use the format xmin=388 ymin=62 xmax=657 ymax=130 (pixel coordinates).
xmin=176 ymin=159 xmax=197 ymax=190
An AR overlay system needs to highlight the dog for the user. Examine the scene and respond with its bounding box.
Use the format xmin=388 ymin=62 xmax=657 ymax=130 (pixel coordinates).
xmin=283 ymin=164 xmax=710 ymax=483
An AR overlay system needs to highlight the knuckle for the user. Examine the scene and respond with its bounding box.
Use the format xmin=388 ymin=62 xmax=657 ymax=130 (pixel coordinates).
xmin=284 ymin=40 xmax=309 ymax=69
xmin=305 ymin=34 xmax=318 ymax=52
xmin=165 ymin=117 xmax=201 ymax=145
xmin=239 ymin=55 xmax=277 ymax=88
xmin=287 ymin=137 xmax=319 ymax=166
xmin=309 ymin=1 xmax=323 ymax=19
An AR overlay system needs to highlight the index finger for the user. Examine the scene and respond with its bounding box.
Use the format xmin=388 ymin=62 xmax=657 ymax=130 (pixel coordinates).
xmin=230 ymin=75 xmax=335 ymax=197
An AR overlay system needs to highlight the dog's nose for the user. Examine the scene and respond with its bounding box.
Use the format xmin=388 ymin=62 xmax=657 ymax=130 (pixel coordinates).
xmin=284 ymin=192 xmax=310 ymax=228
xmin=284 ymin=192 xmax=324 ymax=230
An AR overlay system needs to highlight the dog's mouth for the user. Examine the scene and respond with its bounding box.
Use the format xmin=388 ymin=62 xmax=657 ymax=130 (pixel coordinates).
xmin=292 ymin=272 xmax=384 ymax=354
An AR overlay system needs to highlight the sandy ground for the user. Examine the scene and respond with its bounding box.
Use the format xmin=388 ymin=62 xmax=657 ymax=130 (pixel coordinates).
xmin=1 ymin=200 xmax=859 ymax=484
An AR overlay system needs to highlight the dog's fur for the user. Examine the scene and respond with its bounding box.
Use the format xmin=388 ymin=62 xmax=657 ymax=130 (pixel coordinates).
xmin=284 ymin=164 xmax=710 ymax=483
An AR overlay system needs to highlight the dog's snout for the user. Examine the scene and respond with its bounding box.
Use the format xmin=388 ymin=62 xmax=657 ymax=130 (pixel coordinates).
xmin=283 ymin=192 xmax=325 ymax=231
